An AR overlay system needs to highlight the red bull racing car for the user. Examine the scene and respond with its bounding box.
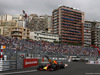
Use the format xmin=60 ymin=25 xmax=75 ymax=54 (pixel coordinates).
xmin=37 ymin=62 xmax=66 ymax=71
xmin=37 ymin=55 xmax=68 ymax=71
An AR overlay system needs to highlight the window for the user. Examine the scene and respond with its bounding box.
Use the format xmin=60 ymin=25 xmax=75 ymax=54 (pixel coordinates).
xmin=24 ymin=29 xmax=26 ymax=31
xmin=0 ymin=29 xmax=1 ymax=34
xmin=23 ymin=33 xmax=25 ymax=35
xmin=27 ymin=33 xmax=29 ymax=35
xmin=34 ymin=36 xmax=36 ymax=38
xmin=34 ymin=21 xmax=37 ymax=23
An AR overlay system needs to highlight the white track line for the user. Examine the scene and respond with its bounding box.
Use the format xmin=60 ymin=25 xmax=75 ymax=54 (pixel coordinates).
xmin=0 ymin=70 xmax=37 ymax=75
xmin=85 ymin=73 xmax=100 ymax=74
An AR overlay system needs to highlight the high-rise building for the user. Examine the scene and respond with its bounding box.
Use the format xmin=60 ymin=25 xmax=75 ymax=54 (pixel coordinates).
xmin=90 ymin=21 xmax=100 ymax=47
xmin=27 ymin=14 xmax=47 ymax=32
xmin=52 ymin=6 xmax=84 ymax=46
xmin=40 ymin=14 xmax=52 ymax=33
xmin=84 ymin=21 xmax=91 ymax=47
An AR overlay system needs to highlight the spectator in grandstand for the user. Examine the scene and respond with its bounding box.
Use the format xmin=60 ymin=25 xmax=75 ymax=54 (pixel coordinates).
xmin=0 ymin=35 xmax=98 ymax=57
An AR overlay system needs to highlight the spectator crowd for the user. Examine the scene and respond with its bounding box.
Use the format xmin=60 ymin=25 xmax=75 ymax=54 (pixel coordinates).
xmin=0 ymin=35 xmax=99 ymax=57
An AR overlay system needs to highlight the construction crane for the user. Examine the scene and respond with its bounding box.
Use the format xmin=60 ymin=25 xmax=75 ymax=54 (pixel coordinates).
xmin=22 ymin=10 xmax=27 ymax=28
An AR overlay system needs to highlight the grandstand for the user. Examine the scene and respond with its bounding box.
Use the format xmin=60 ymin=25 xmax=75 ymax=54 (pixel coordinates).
xmin=0 ymin=35 xmax=99 ymax=70
xmin=0 ymin=35 xmax=98 ymax=59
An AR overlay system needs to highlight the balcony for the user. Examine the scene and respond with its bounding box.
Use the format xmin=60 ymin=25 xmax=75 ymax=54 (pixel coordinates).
xmin=61 ymin=31 xmax=81 ymax=35
xmin=62 ymin=37 xmax=82 ymax=41
xmin=61 ymin=34 xmax=82 ymax=38
xmin=11 ymin=33 xmax=22 ymax=36
xmin=11 ymin=29 xmax=22 ymax=32
xmin=61 ymin=40 xmax=80 ymax=43
xmin=61 ymin=28 xmax=81 ymax=33
xmin=61 ymin=25 xmax=81 ymax=30
xmin=62 ymin=15 xmax=81 ymax=22
xmin=62 ymin=19 xmax=83 ymax=25
xmin=62 ymin=10 xmax=82 ymax=17
xmin=61 ymin=22 xmax=81 ymax=27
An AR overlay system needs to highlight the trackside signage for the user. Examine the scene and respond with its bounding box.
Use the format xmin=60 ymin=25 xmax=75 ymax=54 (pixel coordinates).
xmin=23 ymin=59 xmax=38 ymax=68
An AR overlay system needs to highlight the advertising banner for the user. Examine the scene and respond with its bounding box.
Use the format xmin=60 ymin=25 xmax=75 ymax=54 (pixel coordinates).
xmin=23 ymin=58 xmax=38 ymax=68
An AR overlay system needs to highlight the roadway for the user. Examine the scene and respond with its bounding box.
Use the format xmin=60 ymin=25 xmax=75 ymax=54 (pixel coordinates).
xmin=0 ymin=62 xmax=100 ymax=75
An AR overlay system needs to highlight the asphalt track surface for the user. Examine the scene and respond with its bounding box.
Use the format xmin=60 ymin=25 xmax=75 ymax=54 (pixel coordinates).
xmin=1 ymin=62 xmax=100 ymax=75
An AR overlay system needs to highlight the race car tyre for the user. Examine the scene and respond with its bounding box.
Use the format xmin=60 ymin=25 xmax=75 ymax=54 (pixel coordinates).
xmin=60 ymin=64 xmax=65 ymax=69
xmin=46 ymin=64 xmax=52 ymax=71
xmin=52 ymin=64 xmax=57 ymax=71
xmin=37 ymin=64 xmax=44 ymax=71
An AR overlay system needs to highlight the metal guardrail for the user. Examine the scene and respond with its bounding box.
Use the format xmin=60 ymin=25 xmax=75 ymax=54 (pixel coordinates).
xmin=0 ymin=60 xmax=16 ymax=71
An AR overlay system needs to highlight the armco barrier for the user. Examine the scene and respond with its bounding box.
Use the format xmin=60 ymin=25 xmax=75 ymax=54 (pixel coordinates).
xmin=23 ymin=58 xmax=38 ymax=68
xmin=0 ymin=60 xmax=16 ymax=71
xmin=10 ymin=60 xmax=17 ymax=70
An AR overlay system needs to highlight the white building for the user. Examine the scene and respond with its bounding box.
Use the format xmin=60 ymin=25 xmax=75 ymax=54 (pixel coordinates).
xmin=0 ymin=16 xmax=1 ymax=20
xmin=12 ymin=15 xmax=23 ymax=21
xmin=12 ymin=15 xmax=26 ymax=27
xmin=92 ymin=22 xmax=100 ymax=47
xmin=0 ymin=14 xmax=25 ymax=27
xmin=17 ymin=20 xmax=26 ymax=27
xmin=30 ymin=31 xmax=59 ymax=42
xmin=84 ymin=21 xmax=91 ymax=47
xmin=0 ymin=27 xmax=3 ymax=35
xmin=0 ymin=14 xmax=12 ymax=21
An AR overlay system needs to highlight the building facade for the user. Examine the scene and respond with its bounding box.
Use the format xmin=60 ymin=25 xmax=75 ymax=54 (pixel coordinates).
xmin=0 ymin=14 xmax=27 ymax=36
xmin=84 ymin=21 xmax=100 ymax=48
xmin=40 ymin=14 xmax=52 ymax=33
xmin=27 ymin=14 xmax=52 ymax=33
xmin=8 ymin=27 xmax=30 ymax=39
xmin=12 ymin=15 xmax=26 ymax=27
xmin=0 ymin=20 xmax=17 ymax=36
xmin=52 ymin=6 xmax=84 ymax=46
xmin=12 ymin=15 xmax=23 ymax=21
xmin=27 ymin=15 xmax=47 ymax=31
xmin=84 ymin=21 xmax=91 ymax=47
xmin=0 ymin=14 xmax=12 ymax=21
xmin=30 ymin=31 xmax=59 ymax=42
xmin=0 ymin=27 xmax=3 ymax=35
xmin=90 ymin=21 xmax=100 ymax=48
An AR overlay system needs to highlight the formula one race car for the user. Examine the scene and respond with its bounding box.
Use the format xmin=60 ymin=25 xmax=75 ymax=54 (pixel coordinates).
xmin=37 ymin=55 xmax=67 ymax=71
xmin=37 ymin=62 xmax=65 ymax=71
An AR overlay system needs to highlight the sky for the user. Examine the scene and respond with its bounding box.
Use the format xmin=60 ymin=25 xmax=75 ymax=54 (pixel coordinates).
xmin=0 ymin=0 xmax=100 ymax=21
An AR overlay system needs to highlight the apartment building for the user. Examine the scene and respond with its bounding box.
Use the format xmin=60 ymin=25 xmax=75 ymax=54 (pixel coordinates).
xmin=52 ymin=6 xmax=84 ymax=46
xmin=0 ymin=14 xmax=12 ymax=21
xmin=8 ymin=27 xmax=30 ymax=39
xmin=84 ymin=21 xmax=91 ymax=47
xmin=0 ymin=27 xmax=3 ymax=35
xmin=27 ymin=14 xmax=52 ymax=33
xmin=0 ymin=20 xmax=17 ymax=36
xmin=30 ymin=31 xmax=59 ymax=42
xmin=40 ymin=14 xmax=52 ymax=33
xmin=12 ymin=15 xmax=26 ymax=27
xmin=90 ymin=21 xmax=100 ymax=47
xmin=27 ymin=15 xmax=47 ymax=31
